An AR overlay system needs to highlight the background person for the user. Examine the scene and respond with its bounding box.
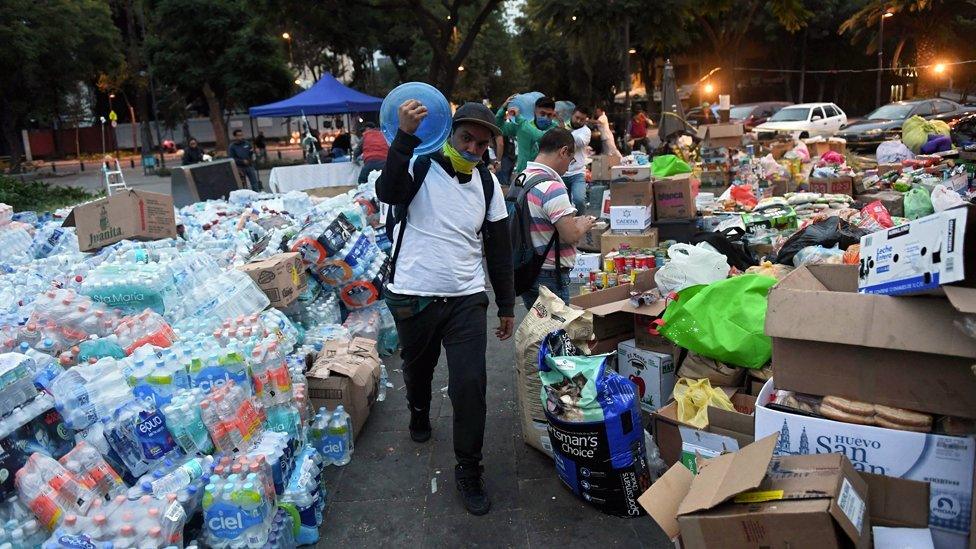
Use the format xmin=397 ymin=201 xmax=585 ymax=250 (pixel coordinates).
xmin=228 ymin=129 xmax=262 ymax=191
xmin=355 ymin=122 xmax=389 ymax=184
xmin=563 ymin=106 xmax=592 ymax=214
xmin=496 ymin=95 xmax=557 ymax=174
xmin=181 ymin=137 xmax=204 ymax=165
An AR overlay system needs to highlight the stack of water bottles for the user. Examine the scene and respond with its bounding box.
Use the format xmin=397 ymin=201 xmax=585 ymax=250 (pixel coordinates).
xmin=0 ymin=178 xmax=399 ymax=547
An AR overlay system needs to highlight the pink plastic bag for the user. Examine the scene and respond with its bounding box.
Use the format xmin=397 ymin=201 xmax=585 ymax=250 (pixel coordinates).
xmin=860 ymin=200 xmax=894 ymax=229
xmin=730 ymin=184 xmax=758 ymax=209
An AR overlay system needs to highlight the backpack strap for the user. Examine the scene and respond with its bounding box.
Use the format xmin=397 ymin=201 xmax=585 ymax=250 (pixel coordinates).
xmin=476 ymin=163 xmax=494 ymax=236
xmin=387 ymin=155 xmax=433 ymax=285
xmin=515 ymin=173 xmax=566 ymax=288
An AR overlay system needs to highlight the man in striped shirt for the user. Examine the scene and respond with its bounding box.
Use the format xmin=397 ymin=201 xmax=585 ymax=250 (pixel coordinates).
xmin=518 ymin=128 xmax=596 ymax=308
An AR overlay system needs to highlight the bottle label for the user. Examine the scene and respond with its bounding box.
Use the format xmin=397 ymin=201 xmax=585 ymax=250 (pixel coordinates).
xmin=205 ymin=501 xmax=265 ymax=539
xmin=135 ymin=410 xmax=176 ymax=460
xmin=191 ymin=366 xmax=250 ymax=394
xmin=57 ymin=534 xmax=96 ymax=549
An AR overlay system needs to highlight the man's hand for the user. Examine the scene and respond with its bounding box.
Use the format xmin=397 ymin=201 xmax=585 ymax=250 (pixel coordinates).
xmin=576 ymin=215 xmax=596 ymax=233
xmin=506 ymin=106 xmax=519 ymax=120
xmin=398 ymin=99 xmax=428 ymax=135
xmin=496 ymin=316 xmax=515 ymax=340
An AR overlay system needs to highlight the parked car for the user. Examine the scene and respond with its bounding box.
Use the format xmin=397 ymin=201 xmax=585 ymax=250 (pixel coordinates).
xmin=950 ymin=112 xmax=976 ymax=149
xmin=837 ymin=98 xmax=976 ymax=150
xmin=729 ymin=102 xmax=794 ymax=130
xmin=754 ymin=102 xmax=848 ymax=140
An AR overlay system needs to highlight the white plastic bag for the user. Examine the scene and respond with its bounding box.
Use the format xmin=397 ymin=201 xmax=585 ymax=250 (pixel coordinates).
xmin=931 ymin=184 xmax=967 ymax=212
xmin=654 ymin=243 xmax=730 ymax=296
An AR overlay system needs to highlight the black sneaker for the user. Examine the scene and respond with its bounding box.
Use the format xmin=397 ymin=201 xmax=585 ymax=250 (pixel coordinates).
xmin=455 ymin=465 xmax=491 ymax=516
xmin=409 ymin=407 xmax=431 ymax=443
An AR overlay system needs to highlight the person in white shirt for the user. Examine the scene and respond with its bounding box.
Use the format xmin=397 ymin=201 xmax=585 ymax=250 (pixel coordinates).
xmin=375 ymin=100 xmax=515 ymax=517
xmin=594 ymin=105 xmax=621 ymax=157
xmin=561 ymin=106 xmax=593 ymax=214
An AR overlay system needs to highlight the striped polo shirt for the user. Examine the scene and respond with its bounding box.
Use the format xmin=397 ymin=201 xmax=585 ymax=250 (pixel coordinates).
xmin=521 ymin=161 xmax=578 ymax=270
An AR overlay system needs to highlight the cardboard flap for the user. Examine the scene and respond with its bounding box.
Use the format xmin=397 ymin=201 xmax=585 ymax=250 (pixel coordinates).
xmin=944 ymin=285 xmax=976 ymax=314
xmin=861 ymin=472 xmax=930 ymax=528
xmin=677 ymin=434 xmax=778 ymax=516
xmin=637 ymin=462 xmax=694 ymax=540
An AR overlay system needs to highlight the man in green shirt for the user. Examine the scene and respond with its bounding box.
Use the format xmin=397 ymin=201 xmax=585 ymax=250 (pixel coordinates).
xmin=495 ymin=95 xmax=556 ymax=174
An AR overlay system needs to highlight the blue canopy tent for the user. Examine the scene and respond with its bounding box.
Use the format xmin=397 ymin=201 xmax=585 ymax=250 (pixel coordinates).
xmin=248 ymin=73 xmax=382 ymax=117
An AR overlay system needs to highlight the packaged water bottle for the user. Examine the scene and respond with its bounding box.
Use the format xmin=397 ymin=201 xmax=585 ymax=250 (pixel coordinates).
xmin=0 ymin=352 xmax=39 ymax=415
xmin=15 ymin=454 xmax=96 ymax=529
xmin=378 ymin=364 xmax=389 ymax=402
xmin=151 ymin=455 xmax=214 ymax=497
xmin=58 ymin=441 xmax=127 ymax=502
xmin=280 ymin=446 xmax=324 ymax=546
xmin=326 ymin=406 xmax=352 ymax=466
xmin=49 ymin=357 xmax=131 ymax=430
xmin=102 ymin=398 xmax=179 ymax=478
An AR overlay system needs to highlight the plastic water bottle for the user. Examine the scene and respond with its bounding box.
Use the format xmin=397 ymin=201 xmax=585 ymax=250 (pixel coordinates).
xmin=49 ymin=357 xmax=132 ymax=430
xmin=151 ymin=455 xmax=214 ymax=497
xmin=280 ymin=446 xmax=325 ymax=546
xmin=327 ymin=406 xmax=352 ymax=466
xmin=378 ymin=364 xmax=388 ymax=402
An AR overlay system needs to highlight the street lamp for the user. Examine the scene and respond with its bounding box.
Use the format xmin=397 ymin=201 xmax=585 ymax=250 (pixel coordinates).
xmin=282 ymin=32 xmax=293 ymax=65
xmin=457 ymin=65 xmax=465 ymax=72
xmin=876 ymin=9 xmax=893 ymax=108
xmin=704 ymin=83 xmax=715 ymax=94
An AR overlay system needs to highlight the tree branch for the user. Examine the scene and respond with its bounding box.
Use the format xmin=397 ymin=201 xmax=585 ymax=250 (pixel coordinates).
xmin=449 ymin=0 xmax=502 ymax=66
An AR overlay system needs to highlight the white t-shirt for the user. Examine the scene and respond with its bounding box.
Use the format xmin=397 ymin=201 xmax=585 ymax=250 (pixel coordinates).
xmin=565 ymin=124 xmax=592 ymax=176
xmin=387 ymin=160 xmax=507 ymax=297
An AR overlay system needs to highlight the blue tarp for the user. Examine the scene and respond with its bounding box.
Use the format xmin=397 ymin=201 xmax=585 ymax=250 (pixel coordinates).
xmin=248 ymin=73 xmax=382 ymax=117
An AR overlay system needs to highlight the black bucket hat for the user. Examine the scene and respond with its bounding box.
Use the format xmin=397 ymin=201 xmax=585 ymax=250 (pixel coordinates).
xmin=452 ymin=102 xmax=501 ymax=136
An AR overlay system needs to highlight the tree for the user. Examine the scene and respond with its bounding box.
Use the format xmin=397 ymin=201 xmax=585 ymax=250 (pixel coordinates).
xmin=841 ymin=0 xmax=976 ymax=96
xmin=366 ymin=0 xmax=504 ymax=97
xmin=0 ymin=0 xmax=121 ymax=171
xmin=145 ymin=0 xmax=292 ymax=151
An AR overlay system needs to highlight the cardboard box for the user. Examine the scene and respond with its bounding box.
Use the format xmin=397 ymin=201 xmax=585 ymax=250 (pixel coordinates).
xmin=765 ymin=264 xmax=976 ymax=418
xmin=652 ymin=392 xmax=756 ymax=470
xmin=610 ymin=164 xmax=653 ymax=183
xmin=696 ymin=123 xmax=744 ymax=149
xmin=639 ymin=435 xmax=871 ymax=548
xmin=570 ymin=269 xmax=662 ymax=339
xmin=590 ymin=154 xmax=620 ymax=181
xmin=307 ymin=338 xmax=381 ymax=438
xmin=805 ymin=139 xmax=831 ymax=159
xmin=770 ymin=140 xmax=793 ymax=160
xmin=617 ymin=339 xmax=676 ymax=412
xmin=653 ymin=174 xmax=696 ymax=220
xmin=568 ymin=252 xmax=601 ymax=283
xmin=808 ymin=175 xmax=854 ymax=196
xmin=828 ymin=138 xmax=847 ymax=155
xmin=63 ymin=190 xmax=176 ymax=252
xmin=855 ymin=189 xmax=905 ymax=217
xmin=877 ymin=163 xmax=903 ymax=176
xmin=578 ymin=221 xmax=607 ymax=252
xmin=238 ymin=252 xmax=308 ymax=308
xmin=610 ymin=205 xmax=653 ymax=232
xmin=756 ymin=379 xmax=975 ymax=548
xmin=611 ymin=180 xmax=654 ymax=207
xmin=600 ymin=228 xmax=659 ymax=255
xmin=858 ymin=206 xmax=973 ymax=296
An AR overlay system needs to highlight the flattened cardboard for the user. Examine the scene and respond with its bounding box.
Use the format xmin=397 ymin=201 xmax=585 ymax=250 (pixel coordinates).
xmin=653 ymin=174 xmax=696 ymax=220
xmin=676 ymin=434 xmax=778 ymax=516
xmin=861 ymin=472 xmax=930 ymax=529
xmin=766 ymin=264 xmax=976 ymax=417
xmin=238 ymin=252 xmax=308 ymax=308
xmin=63 ymin=190 xmax=176 ymax=252
xmin=638 ymin=460 xmax=694 ymax=539
xmin=578 ymin=221 xmax=607 ymax=252
xmin=600 ymin=228 xmax=659 ymax=256
xmin=590 ymin=154 xmax=620 ymax=181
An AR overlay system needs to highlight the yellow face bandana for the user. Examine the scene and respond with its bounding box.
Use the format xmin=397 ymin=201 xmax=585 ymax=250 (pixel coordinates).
xmin=442 ymin=142 xmax=479 ymax=175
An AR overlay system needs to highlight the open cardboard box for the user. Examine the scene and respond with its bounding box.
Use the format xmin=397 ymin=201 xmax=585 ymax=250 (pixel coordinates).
xmin=638 ymin=434 xmax=873 ymax=548
xmin=570 ymin=269 xmax=663 ymax=340
xmin=652 ymin=390 xmax=756 ymax=471
xmin=307 ymin=337 xmax=381 ymax=438
xmin=765 ymin=264 xmax=976 ymax=418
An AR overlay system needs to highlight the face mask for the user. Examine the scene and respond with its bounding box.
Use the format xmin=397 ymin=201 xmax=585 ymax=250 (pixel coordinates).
xmin=442 ymin=142 xmax=479 ymax=175
xmin=535 ymin=117 xmax=552 ymax=130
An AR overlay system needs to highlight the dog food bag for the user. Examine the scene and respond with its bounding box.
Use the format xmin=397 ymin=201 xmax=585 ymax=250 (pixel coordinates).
xmin=538 ymin=330 xmax=651 ymax=517
xmin=515 ymin=287 xmax=593 ymax=456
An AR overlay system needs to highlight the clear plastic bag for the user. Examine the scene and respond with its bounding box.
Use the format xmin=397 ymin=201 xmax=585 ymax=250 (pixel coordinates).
xmin=654 ymin=243 xmax=730 ymax=296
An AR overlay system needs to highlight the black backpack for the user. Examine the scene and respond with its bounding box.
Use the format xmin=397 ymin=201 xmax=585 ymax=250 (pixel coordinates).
xmin=385 ymin=156 xmax=494 ymax=284
xmin=507 ymin=172 xmax=562 ymax=296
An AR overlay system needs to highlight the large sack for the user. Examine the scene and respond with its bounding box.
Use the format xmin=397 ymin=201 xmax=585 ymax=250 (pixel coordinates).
xmin=514 ymin=286 xmax=593 ymax=456
xmin=539 ymin=330 xmax=650 ymax=517
xmin=902 ymin=115 xmax=950 ymax=153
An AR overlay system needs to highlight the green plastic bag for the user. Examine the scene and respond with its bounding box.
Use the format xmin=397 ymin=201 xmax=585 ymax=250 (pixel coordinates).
xmin=902 ymin=115 xmax=951 ymax=153
xmin=651 ymin=154 xmax=692 ymax=178
xmin=904 ymin=187 xmax=934 ymax=220
xmin=658 ymin=274 xmax=777 ymax=369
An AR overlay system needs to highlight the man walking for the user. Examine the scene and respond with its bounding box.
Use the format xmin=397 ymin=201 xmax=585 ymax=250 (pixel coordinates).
xmin=229 ymin=129 xmax=262 ymax=191
xmin=563 ymin=106 xmax=592 ymax=215
xmin=594 ymin=105 xmax=621 ymax=157
xmin=496 ymin=95 xmax=557 ymax=174
xmin=515 ymin=128 xmax=595 ymax=307
xmin=376 ymin=100 xmax=515 ymax=516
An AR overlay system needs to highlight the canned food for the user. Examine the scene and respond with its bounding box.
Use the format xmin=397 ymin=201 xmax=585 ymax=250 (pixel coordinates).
xmin=589 ymin=270 xmax=599 ymax=284
xmin=613 ymin=255 xmax=626 ymax=274
xmin=624 ymin=255 xmax=635 ymax=273
xmin=604 ymin=258 xmax=616 ymax=273
xmin=617 ymin=273 xmax=629 ymax=286
xmin=600 ymin=271 xmax=609 ymax=289
xmin=606 ymin=275 xmax=617 ymax=288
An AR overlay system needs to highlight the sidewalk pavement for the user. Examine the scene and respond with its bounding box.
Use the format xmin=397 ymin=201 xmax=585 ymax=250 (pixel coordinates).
xmin=318 ymin=292 xmax=671 ymax=548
